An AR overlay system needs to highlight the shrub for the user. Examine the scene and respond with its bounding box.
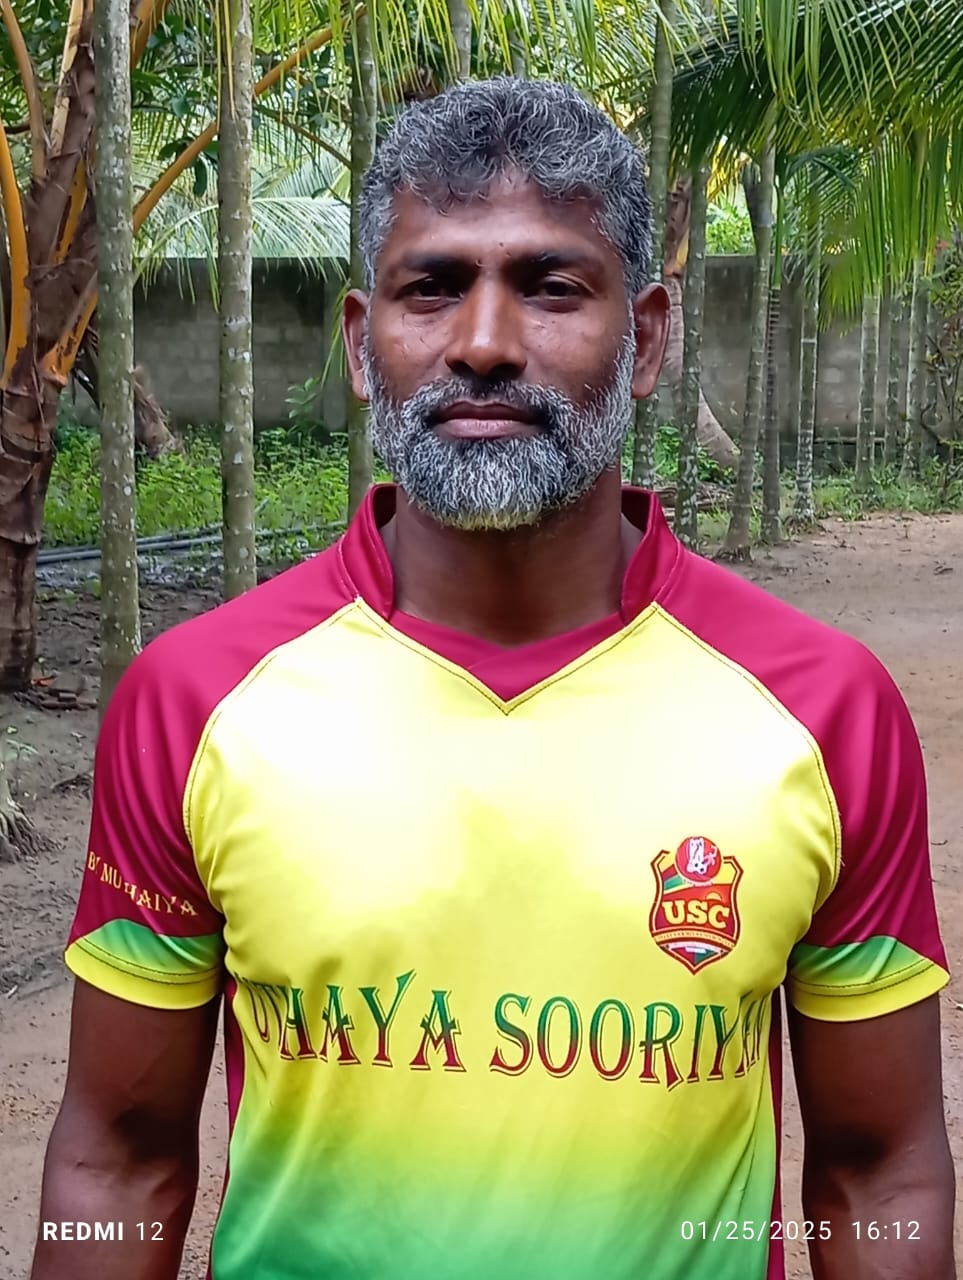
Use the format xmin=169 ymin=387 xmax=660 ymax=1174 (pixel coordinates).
xmin=621 ymin=423 xmax=726 ymax=484
xmin=42 ymin=426 xmax=360 ymax=551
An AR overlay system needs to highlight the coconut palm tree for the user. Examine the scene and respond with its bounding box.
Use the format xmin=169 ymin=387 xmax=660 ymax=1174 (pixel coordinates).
xmin=671 ymin=0 xmax=963 ymax=529
xmin=347 ymin=4 xmax=377 ymax=518
xmin=855 ymin=290 xmax=881 ymax=489
xmin=220 ymin=0 xmax=258 ymax=598
xmin=676 ymin=162 xmax=708 ymax=549
xmin=447 ymin=0 xmax=472 ymax=78
xmin=720 ymin=139 xmax=775 ymax=559
xmin=883 ymin=286 xmax=907 ymax=465
xmin=94 ymin=0 xmax=141 ymax=711
xmin=791 ymin=196 xmax=823 ymax=527
xmin=0 ymin=0 xmax=733 ymax=694
xmin=901 ymin=254 xmax=931 ymax=480
xmin=631 ymin=0 xmax=676 ymax=489
xmin=0 ymin=0 xmax=358 ymax=692
xmin=759 ymin=168 xmax=783 ymax=543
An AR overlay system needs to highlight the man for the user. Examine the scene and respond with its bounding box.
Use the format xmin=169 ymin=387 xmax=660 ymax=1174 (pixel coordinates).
xmin=34 ymin=78 xmax=953 ymax=1280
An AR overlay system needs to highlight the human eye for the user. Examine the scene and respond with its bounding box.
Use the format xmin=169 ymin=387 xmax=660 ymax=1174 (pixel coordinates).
xmin=403 ymin=277 xmax=458 ymax=301
xmin=532 ymin=277 xmax=584 ymax=300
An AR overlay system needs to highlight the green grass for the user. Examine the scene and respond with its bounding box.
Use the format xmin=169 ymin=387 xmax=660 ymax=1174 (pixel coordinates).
xmin=695 ymin=510 xmax=733 ymax=544
xmin=43 ymin=419 xmax=962 ymax=567
xmin=44 ymin=426 xmax=375 ymax=554
xmin=810 ymin=463 xmax=963 ymax=518
xmin=47 ymin=421 xmax=724 ymax=555
xmin=695 ymin=462 xmax=963 ymax=551
xmin=619 ymin=422 xmax=727 ymax=485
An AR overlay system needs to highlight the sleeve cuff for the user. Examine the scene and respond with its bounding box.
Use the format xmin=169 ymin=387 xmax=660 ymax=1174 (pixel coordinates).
xmin=786 ymin=961 xmax=949 ymax=1022
xmin=65 ymin=940 xmax=222 ymax=1010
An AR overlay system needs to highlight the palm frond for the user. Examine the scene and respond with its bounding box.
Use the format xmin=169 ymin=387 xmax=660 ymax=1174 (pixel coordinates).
xmin=822 ymin=125 xmax=963 ymax=318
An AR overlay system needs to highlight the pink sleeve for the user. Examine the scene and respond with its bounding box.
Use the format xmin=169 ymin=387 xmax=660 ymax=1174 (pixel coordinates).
xmin=658 ymin=547 xmax=949 ymax=1023
xmin=65 ymin=635 xmax=225 ymax=1009
xmin=785 ymin=651 xmax=949 ymax=1019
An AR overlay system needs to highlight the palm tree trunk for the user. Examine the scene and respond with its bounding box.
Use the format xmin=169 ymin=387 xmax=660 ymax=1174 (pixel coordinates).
xmin=0 ymin=0 xmax=96 ymax=691
xmin=74 ymin=336 xmax=180 ymax=458
xmin=855 ymin=290 xmax=880 ymax=490
xmin=792 ymin=224 xmax=821 ymax=525
xmin=219 ymin=0 xmax=257 ymax=599
xmin=347 ymin=8 xmax=376 ymax=520
xmin=883 ymin=289 xmax=905 ymax=466
xmin=447 ymin=0 xmax=472 ymax=79
xmin=0 ymin=735 xmax=41 ymax=863
xmin=760 ymin=186 xmax=783 ymax=543
xmin=0 ymin=216 xmax=7 ymax=364
xmin=922 ymin=293 xmax=940 ymax=458
xmin=900 ymin=255 xmax=928 ymax=482
xmin=631 ymin=0 xmax=674 ymax=488
xmin=94 ymin=0 xmax=141 ymax=713
xmin=658 ymin=275 xmax=740 ymax=472
xmin=721 ymin=143 xmax=774 ymax=559
xmin=0 ymin=423 xmax=55 ymax=690
xmin=660 ymin=181 xmax=739 ymax=472
xmin=675 ymin=162 xmax=708 ymax=551
xmin=0 ymin=4 xmax=350 ymax=690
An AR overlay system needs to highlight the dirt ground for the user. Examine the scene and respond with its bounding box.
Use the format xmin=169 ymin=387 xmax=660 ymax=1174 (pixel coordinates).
xmin=0 ymin=512 xmax=961 ymax=1279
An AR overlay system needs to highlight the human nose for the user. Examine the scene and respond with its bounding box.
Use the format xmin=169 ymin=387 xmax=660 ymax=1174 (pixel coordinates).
xmin=444 ymin=280 xmax=528 ymax=381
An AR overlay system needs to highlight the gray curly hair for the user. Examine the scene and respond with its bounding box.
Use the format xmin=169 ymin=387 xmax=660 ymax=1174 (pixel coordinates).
xmin=359 ymin=77 xmax=652 ymax=298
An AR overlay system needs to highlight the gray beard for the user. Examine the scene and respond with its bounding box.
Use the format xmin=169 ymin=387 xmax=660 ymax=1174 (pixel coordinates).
xmin=361 ymin=331 xmax=637 ymax=531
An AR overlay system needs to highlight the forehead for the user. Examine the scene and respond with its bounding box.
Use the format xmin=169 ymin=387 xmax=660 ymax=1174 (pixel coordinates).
xmin=375 ymin=174 xmax=623 ymax=282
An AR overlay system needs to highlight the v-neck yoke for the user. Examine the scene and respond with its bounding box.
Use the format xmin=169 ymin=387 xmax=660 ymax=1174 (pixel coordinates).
xmin=337 ymin=483 xmax=682 ymax=702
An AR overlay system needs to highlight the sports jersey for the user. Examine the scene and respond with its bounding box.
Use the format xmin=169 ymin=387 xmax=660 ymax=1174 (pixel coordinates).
xmin=66 ymin=484 xmax=949 ymax=1280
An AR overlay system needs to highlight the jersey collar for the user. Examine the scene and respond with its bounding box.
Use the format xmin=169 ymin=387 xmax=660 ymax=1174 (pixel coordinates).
xmin=338 ymin=482 xmax=682 ymax=626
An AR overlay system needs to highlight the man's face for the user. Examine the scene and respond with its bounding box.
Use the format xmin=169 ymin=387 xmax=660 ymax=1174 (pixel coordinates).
xmin=344 ymin=174 xmax=668 ymax=530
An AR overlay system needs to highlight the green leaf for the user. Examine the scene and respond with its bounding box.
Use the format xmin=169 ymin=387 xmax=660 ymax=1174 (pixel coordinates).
xmin=192 ymin=158 xmax=208 ymax=197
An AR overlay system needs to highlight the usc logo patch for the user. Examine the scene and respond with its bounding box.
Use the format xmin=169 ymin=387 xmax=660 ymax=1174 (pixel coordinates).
xmin=650 ymin=836 xmax=742 ymax=973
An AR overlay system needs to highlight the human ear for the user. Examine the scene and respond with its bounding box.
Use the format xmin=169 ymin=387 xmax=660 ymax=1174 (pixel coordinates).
xmin=630 ymin=282 xmax=670 ymax=399
xmin=342 ymin=289 xmax=370 ymax=403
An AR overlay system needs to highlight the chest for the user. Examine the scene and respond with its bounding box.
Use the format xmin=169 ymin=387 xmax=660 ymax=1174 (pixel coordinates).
xmin=188 ymin=626 xmax=838 ymax=1041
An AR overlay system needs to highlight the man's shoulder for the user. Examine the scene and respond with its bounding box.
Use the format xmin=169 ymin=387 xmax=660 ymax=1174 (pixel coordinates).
xmin=110 ymin=540 xmax=352 ymax=731
xmin=657 ymin=544 xmax=899 ymax=729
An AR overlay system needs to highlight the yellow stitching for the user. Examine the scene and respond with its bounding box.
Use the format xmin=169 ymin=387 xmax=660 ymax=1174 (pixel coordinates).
xmin=653 ymin=604 xmax=843 ymax=906
xmin=70 ymin=936 xmax=221 ymax=983
xmin=182 ymin=600 xmax=360 ymax=854
xmin=352 ymin=596 xmax=659 ymax=715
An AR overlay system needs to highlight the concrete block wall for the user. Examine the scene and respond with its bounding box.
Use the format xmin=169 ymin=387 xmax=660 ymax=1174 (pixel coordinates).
xmin=132 ymin=257 xmax=898 ymax=444
xmin=133 ymin=259 xmax=348 ymax=433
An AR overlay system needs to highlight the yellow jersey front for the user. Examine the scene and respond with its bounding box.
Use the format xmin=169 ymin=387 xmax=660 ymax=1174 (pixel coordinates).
xmin=67 ymin=485 xmax=948 ymax=1279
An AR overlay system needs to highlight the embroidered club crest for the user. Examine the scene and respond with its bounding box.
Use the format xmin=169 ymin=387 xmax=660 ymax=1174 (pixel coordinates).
xmin=650 ymin=836 xmax=742 ymax=973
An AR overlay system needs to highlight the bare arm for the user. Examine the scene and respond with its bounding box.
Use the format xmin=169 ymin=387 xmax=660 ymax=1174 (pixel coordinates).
xmin=789 ymin=994 xmax=955 ymax=1280
xmin=31 ymin=978 xmax=220 ymax=1280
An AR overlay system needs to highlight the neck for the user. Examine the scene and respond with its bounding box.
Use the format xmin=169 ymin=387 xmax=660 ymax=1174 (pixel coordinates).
xmin=380 ymin=470 xmax=642 ymax=647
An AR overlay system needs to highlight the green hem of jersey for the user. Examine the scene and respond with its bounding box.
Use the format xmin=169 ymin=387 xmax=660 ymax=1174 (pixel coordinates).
xmin=786 ymin=961 xmax=949 ymax=1022
xmin=65 ymin=941 xmax=221 ymax=1010
xmin=789 ymin=935 xmax=940 ymax=990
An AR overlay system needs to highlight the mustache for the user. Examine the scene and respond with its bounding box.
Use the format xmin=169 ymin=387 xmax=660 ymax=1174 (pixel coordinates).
xmin=404 ymin=377 xmax=569 ymax=432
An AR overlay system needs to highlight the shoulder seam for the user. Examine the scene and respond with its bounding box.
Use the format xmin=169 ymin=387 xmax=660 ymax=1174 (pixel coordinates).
xmin=652 ymin=602 xmax=843 ymax=905
xmin=181 ymin=600 xmax=362 ymax=873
